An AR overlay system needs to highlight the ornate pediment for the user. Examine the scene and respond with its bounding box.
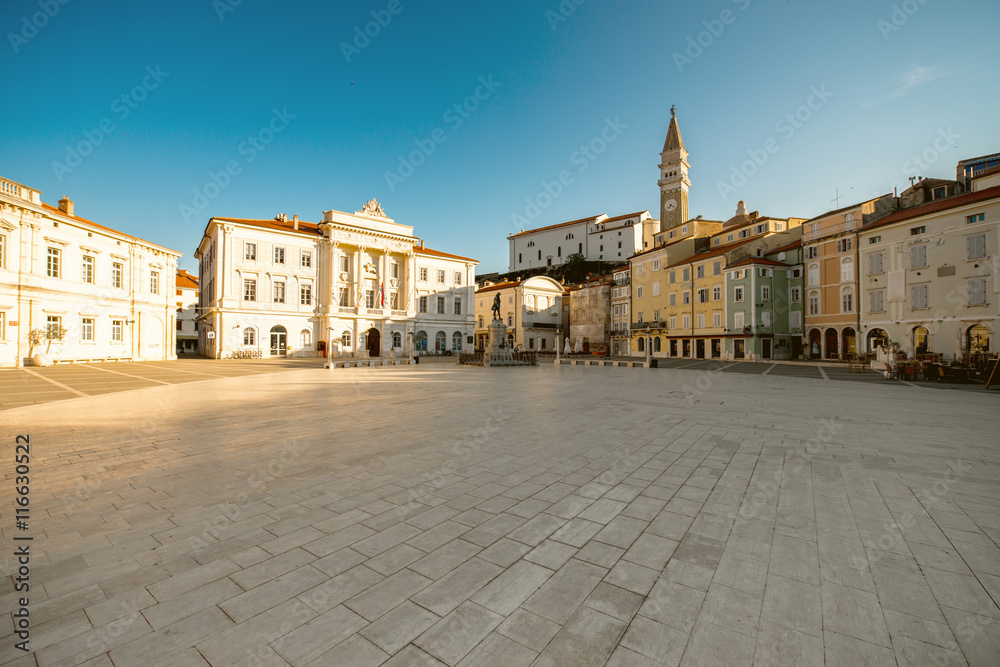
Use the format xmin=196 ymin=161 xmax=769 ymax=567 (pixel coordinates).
xmin=357 ymin=198 xmax=388 ymax=219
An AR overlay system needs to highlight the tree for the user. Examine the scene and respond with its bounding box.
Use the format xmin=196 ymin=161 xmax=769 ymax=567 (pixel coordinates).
xmin=562 ymin=253 xmax=589 ymax=283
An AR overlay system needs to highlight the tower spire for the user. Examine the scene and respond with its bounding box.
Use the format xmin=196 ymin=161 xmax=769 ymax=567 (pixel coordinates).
xmin=658 ymin=106 xmax=690 ymax=230
xmin=663 ymin=108 xmax=684 ymax=152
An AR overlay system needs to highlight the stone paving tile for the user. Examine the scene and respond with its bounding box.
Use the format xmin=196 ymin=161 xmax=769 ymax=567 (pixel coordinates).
xmin=533 ymin=606 xmax=629 ymax=667
xmin=414 ymin=600 xmax=503 ymax=665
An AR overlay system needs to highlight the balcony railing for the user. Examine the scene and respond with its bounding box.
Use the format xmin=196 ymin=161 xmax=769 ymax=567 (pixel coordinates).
xmin=391 ymin=309 xmax=407 ymax=317
xmin=802 ymin=220 xmax=857 ymax=243
xmin=338 ymin=306 xmax=357 ymax=314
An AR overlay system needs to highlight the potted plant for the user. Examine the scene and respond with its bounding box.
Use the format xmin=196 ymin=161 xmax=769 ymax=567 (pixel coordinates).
xmin=29 ymin=325 xmax=68 ymax=366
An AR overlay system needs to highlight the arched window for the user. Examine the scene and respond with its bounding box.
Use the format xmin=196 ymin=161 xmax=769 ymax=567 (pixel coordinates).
xmin=913 ymin=326 xmax=929 ymax=355
xmin=527 ymin=241 xmax=535 ymax=247
xmin=478 ymin=316 xmax=484 ymax=328
xmin=653 ymin=336 xmax=661 ymax=352
xmin=637 ymin=337 xmax=645 ymax=352
xmin=968 ymin=325 xmax=990 ymax=353
xmin=452 ymin=332 xmax=463 ymax=351
xmin=841 ymin=257 xmax=854 ymax=282
xmin=415 ymin=330 xmax=427 ymax=350
xmin=435 ymin=331 xmax=447 ymax=351
xmin=566 ymin=233 xmax=574 ymax=240
xmin=841 ymin=287 xmax=854 ymax=314
xmin=808 ymin=263 xmax=819 ymax=287
xmin=341 ymin=330 xmax=351 ymax=347
xmin=243 ymin=327 xmax=256 ymax=346
xmin=300 ymin=329 xmax=312 ymax=347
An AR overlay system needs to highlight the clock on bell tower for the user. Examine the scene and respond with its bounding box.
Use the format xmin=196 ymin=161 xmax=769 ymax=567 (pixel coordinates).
xmin=658 ymin=105 xmax=690 ymax=231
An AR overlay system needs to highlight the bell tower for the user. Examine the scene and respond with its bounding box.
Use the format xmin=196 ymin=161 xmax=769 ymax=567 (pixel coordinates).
xmin=658 ymin=105 xmax=690 ymax=231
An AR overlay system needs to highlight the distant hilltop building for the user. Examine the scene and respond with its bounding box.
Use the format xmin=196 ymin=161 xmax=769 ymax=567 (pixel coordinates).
xmin=195 ymin=199 xmax=478 ymax=359
xmin=507 ymin=211 xmax=658 ymax=272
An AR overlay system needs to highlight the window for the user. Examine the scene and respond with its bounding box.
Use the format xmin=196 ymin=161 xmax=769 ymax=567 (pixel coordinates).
xmin=669 ymin=293 xmax=676 ymax=307
xmin=727 ymin=233 xmax=734 ymax=242
xmin=390 ymin=292 xmax=399 ymax=309
xmin=419 ymin=267 xmax=428 ymax=281
xmin=432 ymin=296 xmax=443 ymax=314
xmin=910 ymin=226 xmax=926 ymax=236
xmin=301 ymin=251 xmax=312 ymax=268
xmin=538 ymin=250 xmax=542 ymax=260
xmin=438 ymin=270 xmax=446 ymax=284
xmin=870 ymin=289 xmax=885 ymax=313
xmin=653 ymin=259 xmax=660 ymax=270
xmin=528 ymin=337 xmax=535 ymax=350
xmin=652 ymin=282 xmax=660 ymax=296
xmin=682 ymin=291 xmax=690 ymax=305
xmin=734 ymin=286 xmax=744 ymax=302
xmin=739 ymin=229 xmax=750 ymax=239
xmin=338 ymin=287 xmax=350 ymax=306
xmin=527 ymin=241 xmax=535 ymax=247
xmin=341 ymin=255 xmax=350 ymax=273
xmin=910 ymin=245 xmax=927 ymax=269
xmin=273 ymin=281 xmax=285 ymax=303
xmin=967 ymin=213 xmax=985 ymax=224
xmin=341 ymin=330 xmax=351 ymax=347
xmin=669 ymin=271 xmax=675 ymax=284
xmin=933 ymin=186 xmax=946 ymax=199
xmin=454 ymin=271 xmax=462 ymax=285
xmin=713 ymin=286 xmax=722 ymax=301
xmin=808 ymin=264 xmax=819 ymax=286
xmin=698 ymin=288 xmax=709 ymax=303
xmin=112 ymin=262 xmax=123 ymax=289
xmin=734 ymin=312 xmax=744 ymax=329
xmin=808 ymin=292 xmax=820 ymax=315
xmin=453 ymin=331 xmax=463 ymax=351
xmin=968 ymin=234 xmax=987 ymax=260
xmin=111 ymin=320 xmax=123 ymax=342
xmin=518 ymin=253 xmax=522 ymax=264
xmin=761 ymin=311 xmax=770 ymax=327
xmin=636 ymin=285 xmax=644 ymax=299
xmin=713 ymin=311 xmax=722 ymax=327
xmin=637 ymin=264 xmax=644 ymax=275
xmin=697 ymin=313 xmax=705 ymax=328
xmin=566 ymin=233 xmax=574 ymax=239
xmin=840 ymin=258 xmax=854 ymax=282
xmin=790 ymin=311 xmax=801 ymax=328
xmin=243 ymin=327 xmax=256 ymax=346
xmin=790 ymin=286 xmax=801 ymax=303
xmin=761 ymin=285 xmax=770 ymax=301
xmin=0 ymin=234 xmax=4 ymax=268
xmin=697 ymin=265 xmax=705 ymax=279
xmin=682 ymin=267 xmax=690 ymax=281
xmin=80 ymin=317 xmax=94 ymax=342
xmin=300 ymin=285 xmax=312 ymax=305
xmin=869 ymin=236 xmax=881 ymax=244
xmin=837 ymin=238 xmax=853 ymax=253
xmin=46 ymin=315 xmax=62 ymax=338
xmin=653 ymin=309 xmax=660 ymax=321
xmin=454 ymin=298 xmax=462 ymax=315
xmin=419 ymin=296 xmax=428 ymax=313
xmin=150 ymin=270 xmax=159 ymax=295
xmin=392 ymin=331 xmax=402 ymax=348
xmin=805 ymin=246 xmax=818 ymax=259
xmin=682 ymin=225 xmax=689 ymax=234
xmin=713 ymin=261 xmax=721 ymax=276
xmin=274 ymin=247 xmax=285 ymax=263
xmin=669 ymin=316 xmax=676 ymax=329
xmin=911 ymin=284 xmax=929 ymax=309
xmin=245 ymin=243 xmax=257 ymax=260
xmin=300 ymin=329 xmax=312 ymax=347
xmin=366 ymin=290 xmax=375 ymax=308
xmin=82 ymin=255 xmax=95 ymax=284
xmin=637 ymin=311 xmax=644 ymax=324
xmin=613 ymin=305 xmax=620 ymax=316
xmin=47 ymin=247 xmax=61 ymax=277
xmin=682 ymin=314 xmax=690 ymax=329
xmin=842 ymin=288 xmax=854 ymax=313
xmin=244 ymin=279 xmax=257 ymax=301
xmin=969 ymin=279 xmax=987 ymax=306
xmin=869 ymin=252 xmax=884 ymax=275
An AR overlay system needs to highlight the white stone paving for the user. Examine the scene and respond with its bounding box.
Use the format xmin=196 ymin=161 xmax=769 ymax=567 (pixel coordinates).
xmin=0 ymin=363 xmax=998 ymax=666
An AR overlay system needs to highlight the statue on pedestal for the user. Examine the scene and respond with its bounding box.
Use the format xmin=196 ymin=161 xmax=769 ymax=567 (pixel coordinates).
xmin=491 ymin=293 xmax=501 ymax=321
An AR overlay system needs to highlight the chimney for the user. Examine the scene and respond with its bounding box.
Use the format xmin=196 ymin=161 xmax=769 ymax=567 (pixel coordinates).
xmin=58 ymin=196 xmax=74 ymax=216
xmin=292 ymin=215 xmax=299 ymax=230
xmin=420 ymin=239 xmax=425 ymax=249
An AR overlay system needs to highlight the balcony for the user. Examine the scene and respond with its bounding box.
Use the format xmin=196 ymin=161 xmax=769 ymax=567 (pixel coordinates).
xmin=613 ymin=277 xmax=630 ymax=286
xmin=802 ymin=220 xmax=857 ymax=243
xmin=391 ymin=310 xmax=407 ymax=317
xmin=337 ymin=306 xmax=358 ymax=314
xmin=526 ymin=322 xmax=558 ymax=329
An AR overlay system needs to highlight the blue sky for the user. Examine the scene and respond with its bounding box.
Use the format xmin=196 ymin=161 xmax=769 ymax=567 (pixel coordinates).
xmin=2 ymin=0 xmax=998 ymax=274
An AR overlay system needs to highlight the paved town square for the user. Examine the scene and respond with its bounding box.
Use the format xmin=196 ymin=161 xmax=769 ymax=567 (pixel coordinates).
xmin=1 ymin=364 xmax=998 ymax=666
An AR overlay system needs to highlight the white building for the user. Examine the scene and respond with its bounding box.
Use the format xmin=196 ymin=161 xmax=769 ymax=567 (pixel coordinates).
xmin=507 ymin=211 xmax=656 ymax=272
xmin=175 ymin=269 xmax=199 ymax=355
xmin=0 ymin=176 xmax=181 ymax=367
xmin=194 ymin=200 xmax=477 ymax=359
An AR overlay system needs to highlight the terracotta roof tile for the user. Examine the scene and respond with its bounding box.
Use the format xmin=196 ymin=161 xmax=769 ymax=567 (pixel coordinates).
xmin=175 ymin=269 xmax=199 ymax=289
xmin=415 ymin=246 xmax=478 ymax=263
xmin=476 ymin=280 xmax=523 ymax=294
xmin=728 ymin=256 xmax=789 ymax=269
xmin=863 ymin=185 xmax=1000 ymax=230
xmin=508 ymin=215 xmax=605 ymax=238
xmin=40 ymin=203 xmax=180 ymax=253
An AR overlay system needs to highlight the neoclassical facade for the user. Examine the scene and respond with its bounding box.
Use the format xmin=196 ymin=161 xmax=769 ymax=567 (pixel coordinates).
xmin=194 ymin=200 xmax=477 ymax=358
xmin=0 ymin=176 xmax=181 ymax=367
xmin=474 ymin=276 xmax=567 ymax=351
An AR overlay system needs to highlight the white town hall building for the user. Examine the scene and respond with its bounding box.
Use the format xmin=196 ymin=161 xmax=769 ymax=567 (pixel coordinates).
xmin=194 ymin=200 xmax=477 ymax=359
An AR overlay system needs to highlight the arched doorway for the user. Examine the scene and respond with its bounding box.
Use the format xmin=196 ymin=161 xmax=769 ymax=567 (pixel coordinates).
xmin=867 ymin=328 xmax=888 ymax=353
xmin=842 ymin=328 xmax=857 ymax=358
xmin=825 ymin=328 xmax=839 ymax=359
xmin=913 ymin=326 xmax=929 ymax=356
xmin=808 ymin=329 xmax=821 ymax=358
xmin=366 ymin=327 xmax=381 ymax=357
xmin=270 ymin=325 xmax=287 ymax=356
xmin=967 ymin=325 xmax=990 ymax=354
xmin=414 ymin=331 xmax=427 ymax=352
xmin=435 ymin=331 xmax=446 ymax=352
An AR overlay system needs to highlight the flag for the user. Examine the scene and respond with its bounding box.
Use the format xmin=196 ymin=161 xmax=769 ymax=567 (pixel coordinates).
xmin=380 ymin=282 xmax=385 ymax=307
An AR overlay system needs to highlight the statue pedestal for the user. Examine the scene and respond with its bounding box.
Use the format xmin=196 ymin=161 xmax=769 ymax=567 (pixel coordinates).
xmin=485 ymin=320 xmax=513 ymax=366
